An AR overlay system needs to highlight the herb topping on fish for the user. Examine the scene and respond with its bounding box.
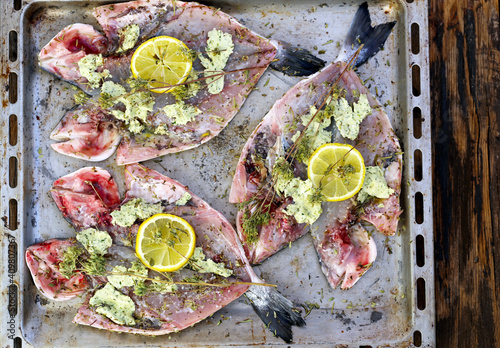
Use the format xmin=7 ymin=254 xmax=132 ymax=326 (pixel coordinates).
xmin=41 ymin=0 xmax=324 ymax=164
xmin=28 ymin=164 xmax=305 ymax=342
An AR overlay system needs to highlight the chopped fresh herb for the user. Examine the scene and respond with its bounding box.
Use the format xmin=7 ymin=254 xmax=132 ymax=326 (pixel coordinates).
xmin=241 ymin=209 xmax=271 ymax=244
xmin=81 ymin=253 xmax=106 ymax=276
xmin=59 ymin=246 xmax=83 ymax=279
xmin=74 ymin=90 xmax=89 ymax=105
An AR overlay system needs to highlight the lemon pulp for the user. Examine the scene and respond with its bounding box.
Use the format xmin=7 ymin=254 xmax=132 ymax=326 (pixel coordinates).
xmin=135 ymin=213 xmax=196 ymax=272
xmin=130 ymin=36 xmax=193 ymax=93
xmin=307 ymin=143 xmax=366 ymax=202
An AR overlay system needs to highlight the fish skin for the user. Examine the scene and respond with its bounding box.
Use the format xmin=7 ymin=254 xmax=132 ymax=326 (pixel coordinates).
xmin=25 ymin=239 xmax=89 ymax=301
xmin=235 ymin=199 xmax=306 ymax=264
xmin=33 ymin=164 xmax=304 ymax=341
xmin=25 ymin=236 xmax=250 ymax=334
xmin=123 ymin=163 xmax=253 ymax=281
xmin=310 ymin=200 xmax=377 ymax=290
xmin=108 ymin=1 xmax=278 ymax=164
xmin=322 ymin=61 xmax=403 ymax=238
xmin=230 ymin=3 xmax=401 ymax=289
xmin=229 ymin=57 xmax=341 ymax=264
xmin=35 ymin=164 xmax=252 ymax=335
xmin=92 ymin=0 xmax=178 ymax=54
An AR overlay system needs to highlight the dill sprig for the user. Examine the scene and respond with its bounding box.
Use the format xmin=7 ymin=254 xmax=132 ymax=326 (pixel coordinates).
xmin=241 ymin=208 xmax=271 ymax=244
xmin=81 ymin=253 xmax=107 ymax=276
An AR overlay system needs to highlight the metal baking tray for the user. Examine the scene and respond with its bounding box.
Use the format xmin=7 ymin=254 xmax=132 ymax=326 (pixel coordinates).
xmin=0 ymin=0 xmax=434 ymax=346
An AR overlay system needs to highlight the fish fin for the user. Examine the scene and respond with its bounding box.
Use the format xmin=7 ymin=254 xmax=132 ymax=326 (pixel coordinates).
xmin=337 ymin=2 xmax=396 ymax=67
xmin=246 ymin=286 xmax=305 ymax=343
xmin=270 ymin=41 xmax=326 ymax=76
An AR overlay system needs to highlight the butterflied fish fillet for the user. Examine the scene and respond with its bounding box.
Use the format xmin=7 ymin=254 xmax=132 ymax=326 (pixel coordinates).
xmin=42 ymin=0 xmax=324 ymax=164
xmin=29 ymin=164 xmax=305 ymax=342
xmin=230 ymin=2 xmax=401 ymax=288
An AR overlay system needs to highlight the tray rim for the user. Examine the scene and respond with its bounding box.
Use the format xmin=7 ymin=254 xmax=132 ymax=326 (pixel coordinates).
xmin=0 ymin=0 xmax=435 ymax=346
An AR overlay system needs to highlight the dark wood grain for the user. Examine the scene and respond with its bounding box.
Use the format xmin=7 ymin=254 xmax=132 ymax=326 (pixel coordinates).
xmin=429 ymin=0 xmax=500 ymax=346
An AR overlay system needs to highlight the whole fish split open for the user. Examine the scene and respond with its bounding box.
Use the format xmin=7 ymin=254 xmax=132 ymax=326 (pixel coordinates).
xmin=27 ymin=164 xmax=305 ymax=342
xmin=40 ymin=0 xmax=325 ymax=165
xmin=229 ymin=2 xmax=402 ymax=289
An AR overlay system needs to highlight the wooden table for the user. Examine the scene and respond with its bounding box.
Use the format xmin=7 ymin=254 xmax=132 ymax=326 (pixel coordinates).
xmin=429 ymin=0 xmax=500 ymax=346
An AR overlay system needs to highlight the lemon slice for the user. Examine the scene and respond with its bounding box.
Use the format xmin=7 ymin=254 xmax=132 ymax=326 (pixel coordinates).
xmin=307 ymin=143 xmax=366 ymax=202
xmin=136 ymin=213 xmax=196 ymax=272
xmin=130 ymin=36 xmax=192 ymax=93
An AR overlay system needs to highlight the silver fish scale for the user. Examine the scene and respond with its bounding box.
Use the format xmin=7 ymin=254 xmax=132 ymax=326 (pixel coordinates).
xmin=0 ymin=0 xmax=434 ymax=347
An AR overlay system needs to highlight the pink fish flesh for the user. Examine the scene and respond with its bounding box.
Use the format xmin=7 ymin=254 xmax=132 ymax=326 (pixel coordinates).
xmin=38 ymin=24 xmax=108 ymax=89
xmin=50 ymin=104 xmax=121 ymax=162
xmin=25 ymin=239 xmax=89 ymax=301
xmin=51 ymin=167 xmax=121 ymax=229
xmin=310 ymin=201 xmax=377 ymax=290
xmin=229 ymin=3 xmax=400 ymax=289
xmin=28 ymin=164 xmax=304 ymax=341
xmin=42 ymin=0 xmax=323 ymax=164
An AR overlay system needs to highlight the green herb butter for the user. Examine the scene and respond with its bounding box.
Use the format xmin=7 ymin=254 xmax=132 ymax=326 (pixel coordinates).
xmin=171 ymin=70 xmax=201 ymax=101
xmin=199 ymin=29 xmax=234 ymax=94
xmin=116 ymin=24 xmax=140 ymax=54
xmin=89 ymin=283 xmax=136 ymax=326
xmin=283 ymin=178 xmax=322 ymax=225
xmin=176 ymin=192 xmax=192 ymax=206
xmin=108 ymin=261 xmax=149 ymax=291
xmin=78 ymin=54 xmax=110 ymax=88
xmin=189 ymin=247 xmax=233 ymax=277
xmin=101 ymin=81 xmax=126 ymax=98
xmin=273 ymin=158 xmax=322 ymax=225
xmin=76 ymin=229 xmax=112 ymax=255
xmin=150 ymin=277 xmax=178 ymax=293
xmin=107 ymin=265 xmax=136 ymax=289
xmin=162 ymin=101 xmax=201 ymax=126
xmin=114 ymin=91 xmax=155 ymax=133
xmin=291 ymin=105 xmax=333 ymax=164
xmin=99 ymin=81 xmax=155 ymax=134
xmin=332 ymin=94 xmax=372 ymax=140
xmin=357 ymin=166 xmax=394 ymax=203
xmin=111 ymin=198 xmax=163 ymax=227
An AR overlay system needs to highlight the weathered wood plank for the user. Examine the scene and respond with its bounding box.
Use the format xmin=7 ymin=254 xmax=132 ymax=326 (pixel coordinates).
xmin=430 ymin=0 xmax=500 ymax=346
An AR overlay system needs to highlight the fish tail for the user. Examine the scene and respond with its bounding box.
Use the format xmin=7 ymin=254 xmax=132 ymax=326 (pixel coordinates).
xmin=246 ymin=285 xmax=305 ymax=343
xmin=337 ymin=2 xmax=396 ymax=67
xmin=270 ymin=41 xmax=326 ymax=76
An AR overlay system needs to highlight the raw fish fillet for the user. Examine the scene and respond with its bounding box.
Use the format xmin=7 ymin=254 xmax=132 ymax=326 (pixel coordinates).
xmin=25 ymin=239 xmax=89 ymax=301
xmin=230 ymin=3 xmax=401 ymax=288
xmin=38 ymin=24 xmax=108 ymax=89
xmin=42 ymin=0 xmax=324 ymax=164
xmin=50 ymin=104 xmax=121 ymax=162
xmin=28 ymin=165 xmax=305 ymax=342
xmin=50 ymin=166 xmax=121 ymax=229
